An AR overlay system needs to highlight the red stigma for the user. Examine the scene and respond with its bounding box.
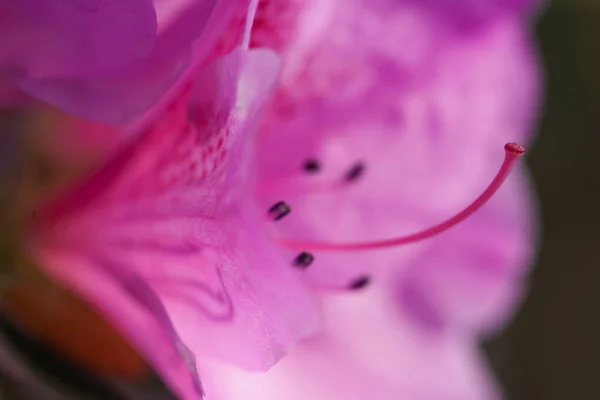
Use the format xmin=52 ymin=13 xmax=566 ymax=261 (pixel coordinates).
xmin=504 ymin=142 xmax=525 ymax=155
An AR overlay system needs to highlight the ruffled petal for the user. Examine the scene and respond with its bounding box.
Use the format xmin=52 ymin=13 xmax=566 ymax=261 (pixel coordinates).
xmin=32 ymin=49 xmax=318 ymax=372
xmin=199 ymin=287 xmax=500 ymax=400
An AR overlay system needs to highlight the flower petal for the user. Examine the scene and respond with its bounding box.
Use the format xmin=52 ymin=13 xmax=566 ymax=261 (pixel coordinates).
xmin=17 ymin=0 xmax=251 ymax=123
xmin=199 ymin=288 xmax=500 ymax=400
xmin=410 ymin=0 xmax=541 ymax=27
xmin=28 ymin=247 xmax=203 ymax=400
xmin=33 ymin=49 xmax=318 ymax=372
xmin=0 ymin=0 xmax=157 ymax=77
xmin=257 ymin=17 xmax=540 ymax=325
xmin=397 ymin=170 xmax=537 ymax=334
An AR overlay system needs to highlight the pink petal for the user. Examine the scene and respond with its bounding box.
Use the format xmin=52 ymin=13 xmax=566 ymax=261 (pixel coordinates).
xmin=413 ymin=0 xmax=541 ymax=26
xmin=256 ymin=17 xmax=540 ymax=333
xmin=17 ymin=0 xmax=252 ymax=123
xmin=0 ymin=0 xmax=157 ymax=77
xmin=397 ymin=169 xmax=537 ymax=333
xmin=415 ymin=16 xmax=542 ymax=145
xmin=266 ymin=0 xmax=448 ymax=108
xmin=29 ymin=246 xmax=204 ymax=400
xmin=199 ymin=288 xmax=500 ymax=400
xmin=32 ymin=49 xmax=319 ymax=373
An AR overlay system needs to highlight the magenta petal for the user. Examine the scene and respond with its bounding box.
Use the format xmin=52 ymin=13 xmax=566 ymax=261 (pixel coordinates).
xmin=155 ymin=209 xmax=320 ymax=370
xmin=34 ymin=49 xmax=318 ymax=371
xmin=0 ymin=0 xmax=157 ymax=77
xmin=17 ymin=58 xmax=190 ymax=124
xmin=257 ymin=15 xmax=540 ymax=280
xmin=397 ymin=170 xmax=537 ymax=333
xmin=150 ymin=50 xmax=317 ymax=370
xmin=17 ymin=0 xmax=248 ymax=123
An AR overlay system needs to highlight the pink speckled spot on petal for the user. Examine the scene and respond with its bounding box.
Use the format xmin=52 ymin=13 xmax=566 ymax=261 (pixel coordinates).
xmin=206 ymin=0 xmax=251 ymax=61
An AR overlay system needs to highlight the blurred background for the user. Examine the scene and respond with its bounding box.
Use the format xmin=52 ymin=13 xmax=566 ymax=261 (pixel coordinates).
xmin=484 ymin=1 xmax=600 ymax=399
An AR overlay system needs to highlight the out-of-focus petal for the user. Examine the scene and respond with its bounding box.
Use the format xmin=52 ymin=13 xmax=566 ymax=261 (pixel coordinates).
xmin=397 ymin=169 xmax=537 ymax=334
xmin=408 ymin=0 xmax=541 ymax=26
xmin=0 ymin=0 xmax=157 ymax=77
xmin=23 ymin=249 xmax=203 ymax=399
xmin=200 ymin=287 xmax=500 ymax=400
xmin=414 ymin=16 xmax=542 ymax=145
xmin=17 ymin=0 xmax=252 ymax=124
xmin=256 ymin=17 xmax=540 ymax=336
xmin=256 ymin=0 xmax=448 ymax=114
xmin=31 ymin=49 xmax=318 ymax=373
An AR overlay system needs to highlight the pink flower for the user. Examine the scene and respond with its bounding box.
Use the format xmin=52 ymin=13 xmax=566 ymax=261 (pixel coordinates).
xmin=2 ymin=0 xmax=251 ymax=124
xmin=11 ymin=1 xmax=541 ymax=399
xmin=18 ymin=5 xmax=318 ymax=399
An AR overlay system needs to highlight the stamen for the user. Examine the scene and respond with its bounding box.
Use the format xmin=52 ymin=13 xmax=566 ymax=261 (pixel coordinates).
xmin=256 ymin=160 xmax=366 ymax=199
xmin=348 ymin=276 xmax=371 ymax=290
xmin=268 ymin=201 xmax=291 ymax=221
xmin=292 ymin=252 xmax=314 ymax=268
xmin=303 ymin=159 xmax=321 ymax=173
xmin=275 ymin=143 xmax=525 ymax=251
xmin=313 ymin=275 xmax=372 ymax=293
xmin=344 ymin=161 xmax=365 ymax=182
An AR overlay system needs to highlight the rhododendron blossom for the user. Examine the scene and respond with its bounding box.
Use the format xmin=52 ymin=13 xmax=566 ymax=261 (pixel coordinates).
xmin=1 ymin=2 xmax=316 ymax=399
xmin=0 ymin=0 xmax=542 ymax=399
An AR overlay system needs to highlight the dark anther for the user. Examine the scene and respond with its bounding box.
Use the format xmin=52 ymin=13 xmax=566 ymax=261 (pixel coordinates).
xmin=344 ymin=162 xmax=365 ymax=182
xmin=302 ymin=159 xmax=321 ymax=173
xmin=293 ymin=252 xmax=314 ymax=268
xmin=348 ymin=276 xmax=371 ymax=290
xmin=268 ymin=201 xmax=291 ymax=221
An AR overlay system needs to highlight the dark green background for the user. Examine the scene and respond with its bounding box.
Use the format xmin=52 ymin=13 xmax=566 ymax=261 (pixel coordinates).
xmin=484 ymin=1 xmax=600 ymax=398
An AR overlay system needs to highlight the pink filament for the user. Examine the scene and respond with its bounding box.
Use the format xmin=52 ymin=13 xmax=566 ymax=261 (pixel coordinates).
xmin=276 ymin=142 xmax=525 ymax=252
